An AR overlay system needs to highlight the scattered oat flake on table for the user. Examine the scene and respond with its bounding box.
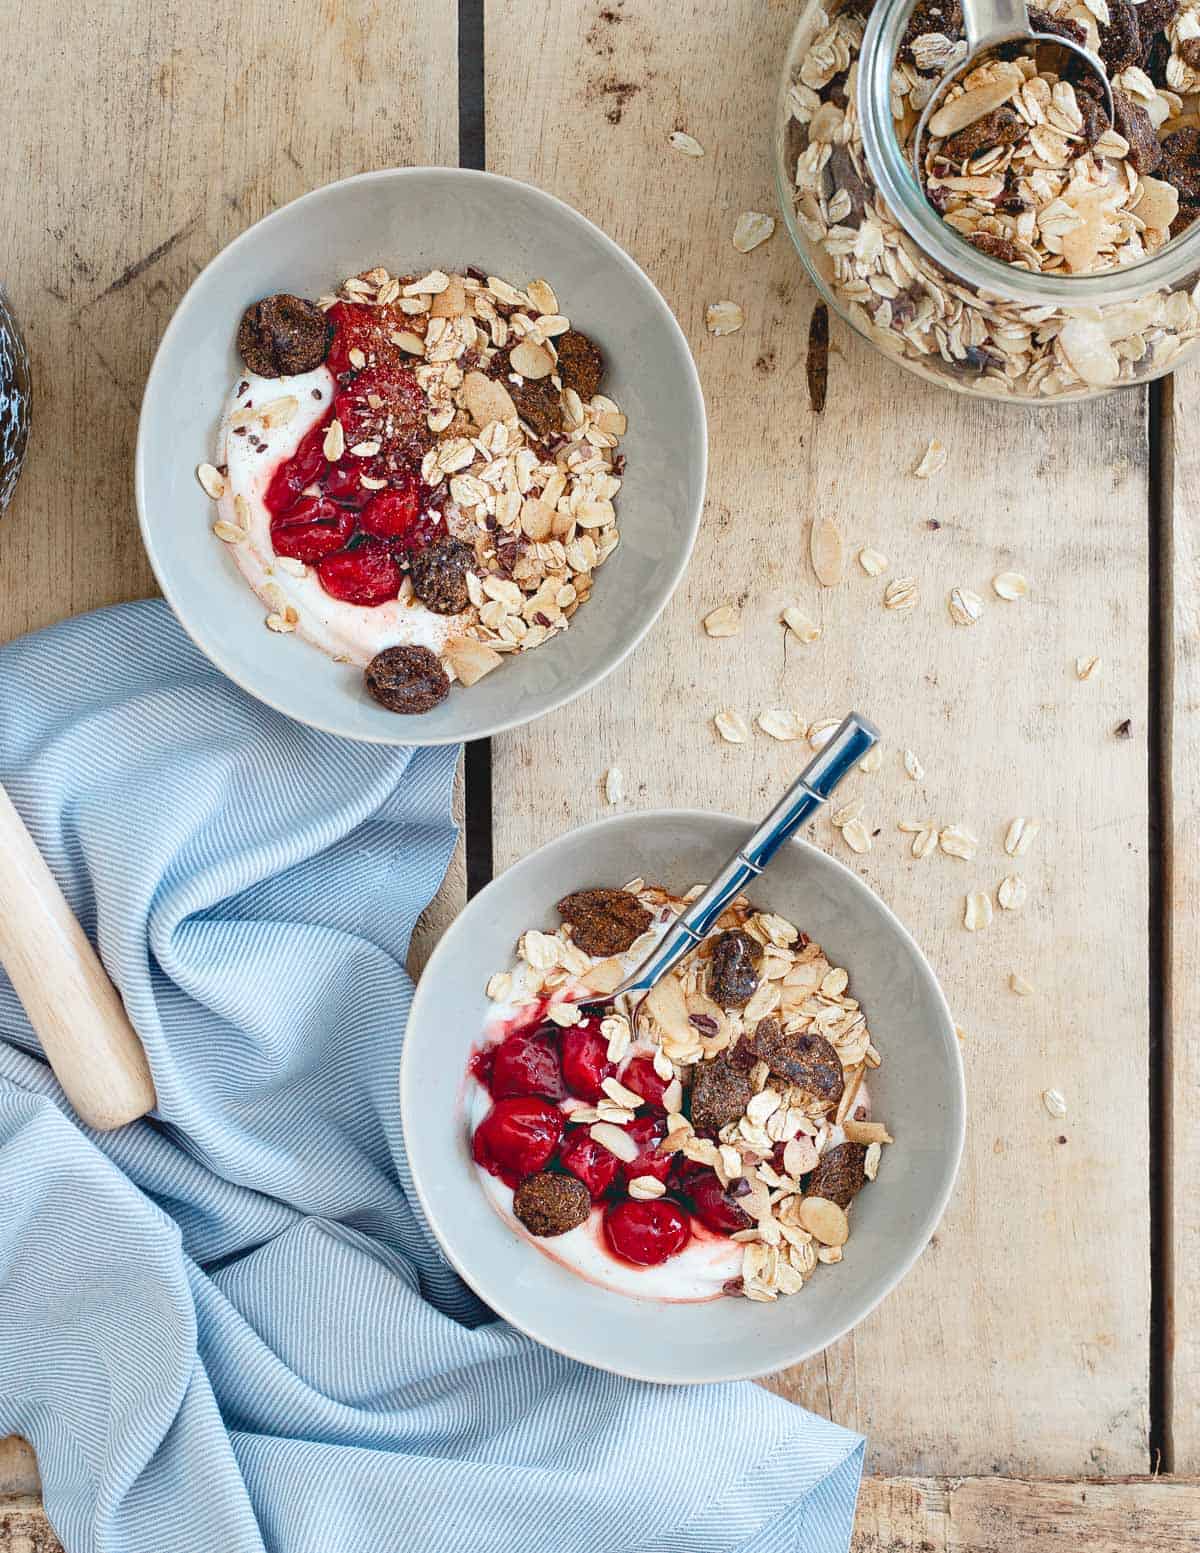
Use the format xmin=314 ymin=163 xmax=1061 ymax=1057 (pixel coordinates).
xmin=757 ymin=708 xmax=807 ymax=742
xmin=810 ymin=517 xmax=844 ymax=586
xmin=831 ymin=800 xmax=863 ymax=829
xmin=997 ymin=874 xmax=1027 ymax=911
xmin=911 ymin=826 xmax=938 ymax=859
xmin=1010 ymin=972 xmax=1035 ymax=996
xmin=964 ymin=892 xmax=993 ymax=932
xmin=913 ymin=438 xmax=947 ymax=479
xmin=858 ymin=546 xmax=888 ymax=576
xmin=948 ymin=586 xmax=984 ymax=626
xmin=992 ymin=571 xmax=1030 ymax=601
xmin=604 ymin=767 xmax=624 ymax=805
xmin=859 ymin=745 xmax=882 ymax=773
xmin=733 ymin=211 xmax=776 ymax=253
xmin=940 ymin=824 xmax=978 ymax=861
xmin=668 ymin=130 xmax=704 ymax=156
xmin=903 ymin=749 xmax=924 ymax=781
xmin=706 ymin=301 xmax=745 ymax=336
xmin=808 ymin=717 xmax=840 ymax=750
xmin=703 ymin=603 xmax=741 ymax=638
xmin=954 ymin=1023 xmax=967 ymax=1042
xmin=714 ymin=709 xmax=750 ymax=743
xmin=781 ymin=604 xmax=821 ymax=644
xmin=1042 ymin=1088 xmax=1068 ymax=1119
xmin=1076 ymin=655 xmax=1101 ymax=681
xmin=1004 ymin=817 xmax=1040 ymax=857
xmin=841 ymin=818 xmax=873 ymax=854
xmin=883 ymin=577 xmax=918 ymax=612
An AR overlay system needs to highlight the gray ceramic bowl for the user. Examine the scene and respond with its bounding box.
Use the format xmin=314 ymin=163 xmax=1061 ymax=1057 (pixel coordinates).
xmin=135 ymin=169 xmax=706 ymax=744
xmin=402 ymin=811 xmax=965 ymax=1383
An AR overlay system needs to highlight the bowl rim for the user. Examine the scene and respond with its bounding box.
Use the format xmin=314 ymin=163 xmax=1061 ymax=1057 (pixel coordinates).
xmin=134 ymin=166 xmax=708 ymax=746
xmin=400 ymin=807 xmax=967 ymax=1383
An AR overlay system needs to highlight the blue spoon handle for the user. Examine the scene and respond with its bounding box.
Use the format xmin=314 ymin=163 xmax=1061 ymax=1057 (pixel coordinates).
xmin=616 ymin=712 xmax=879 ymax=999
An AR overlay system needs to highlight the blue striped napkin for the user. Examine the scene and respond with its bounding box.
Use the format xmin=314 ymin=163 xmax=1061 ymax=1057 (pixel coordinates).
xmin=0 ymin=601 xmax=864 ymax=1553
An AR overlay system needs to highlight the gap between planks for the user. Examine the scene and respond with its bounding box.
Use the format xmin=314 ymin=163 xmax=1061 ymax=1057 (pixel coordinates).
xmin=6 ymin=1474 xmax=1200 ymax=1551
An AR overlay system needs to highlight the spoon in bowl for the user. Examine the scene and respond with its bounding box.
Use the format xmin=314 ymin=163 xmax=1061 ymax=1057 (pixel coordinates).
xmin=598 ymin=712 xmax=879 ymax=1025
xmin=911 ymin=0 xmax=1114 ymax=183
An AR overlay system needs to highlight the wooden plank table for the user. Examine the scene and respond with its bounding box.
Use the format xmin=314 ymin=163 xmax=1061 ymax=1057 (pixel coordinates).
xmin=0 ymin=0 xmax=1193 ymax=1545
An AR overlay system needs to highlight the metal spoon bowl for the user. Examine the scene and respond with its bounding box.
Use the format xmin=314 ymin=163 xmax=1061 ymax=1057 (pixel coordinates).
xmin=911 ymin=0 xmax=1115 ymax=183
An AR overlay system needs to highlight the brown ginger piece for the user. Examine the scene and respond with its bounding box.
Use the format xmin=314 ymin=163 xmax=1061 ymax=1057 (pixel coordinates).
xmin=237 ymin=294 xmax=332 ymax=378
xmin=557 ymin=887 xmax=652 ymax=957
xmin=689 ymin=1052 xmax=753 ymax=1137
xmin=408 ymin=538 xmax=472 ymax=615
xmin=513 ymin=1172 xmax=590 ymax=1236
xmin=806 ymin=1142 xmax=867 ymax=1208
xmin=364 ymin=645 xmax=450 ymax=714
xmin=746 ymin=1017 xmax=845 ymax=1109
xmin=510 ymin=375 xmax=564 ymax=442
xmin=555 ymin=329 xmax=604 ymax=401
xmin=707 ymin=929 xmax=761 ymax=1009
xmin=939 ymin=105 xmax=1024 ymax=164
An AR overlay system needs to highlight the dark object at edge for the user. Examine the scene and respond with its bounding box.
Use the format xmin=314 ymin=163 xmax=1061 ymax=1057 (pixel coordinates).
xmin=0 ymin=287 xmax=32 ymax=513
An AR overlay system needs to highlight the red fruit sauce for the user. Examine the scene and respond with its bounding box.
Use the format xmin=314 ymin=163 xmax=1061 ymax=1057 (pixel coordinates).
xmin=603 ymin=1199 xmax=692 ymax=1267
xmin=256 ymin=303 xmax=440 ymax=604
xmin=467 ymin=996 xmax=746 ymax=1282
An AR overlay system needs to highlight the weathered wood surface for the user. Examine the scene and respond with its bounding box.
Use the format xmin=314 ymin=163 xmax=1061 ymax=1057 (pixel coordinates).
xmin=486 ymin=0 xmax=1151 ymax=1477
xmin=0 ymin=0 xmax=465 ymax=966
xmin=1165 ymin=371 xmax=1199 ymax=1473
xmin=9 ymin=1476 xmax=1200 ymax=1552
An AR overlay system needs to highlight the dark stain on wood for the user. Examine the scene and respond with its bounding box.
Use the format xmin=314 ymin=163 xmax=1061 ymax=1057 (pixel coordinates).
xmin=92 ymin=220 xmax=197 ymax=302
xmin=806 ymin=302 xmax=829 ymax=414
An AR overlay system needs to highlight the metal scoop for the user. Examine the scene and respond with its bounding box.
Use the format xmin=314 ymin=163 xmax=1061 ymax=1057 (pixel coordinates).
xmin=912 ymin=0 xmax=1114 ymax=180
xmin=605 ymin=712 xmax=879 ymax=1018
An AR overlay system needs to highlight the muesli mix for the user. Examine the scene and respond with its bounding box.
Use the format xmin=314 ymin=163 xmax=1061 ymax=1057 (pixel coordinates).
xmin=196 ymin=266 xmax=624 ymax=713
xmin=470 ymin=881 xmax=891 ymax=1302
xmin=786 ymin=0 xmax=1200 ymax=392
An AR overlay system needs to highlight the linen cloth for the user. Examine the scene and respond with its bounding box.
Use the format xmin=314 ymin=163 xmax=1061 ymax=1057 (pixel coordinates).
xmin=0 ymin=601 xmax=864 ymax=1553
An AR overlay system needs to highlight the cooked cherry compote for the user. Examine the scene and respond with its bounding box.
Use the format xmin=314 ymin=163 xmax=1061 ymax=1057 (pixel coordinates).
xmin=471 ymin=1001 xmax=754 ymax=1271
xmin=263 ymin=303 xmax=443 ymax=606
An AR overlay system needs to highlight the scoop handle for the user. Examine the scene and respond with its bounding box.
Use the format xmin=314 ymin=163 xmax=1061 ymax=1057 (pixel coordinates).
xmin=0 ymin=783 xmax=156 ymax=1129
xmin=962 ymin=0 xmax=1031 ymax=50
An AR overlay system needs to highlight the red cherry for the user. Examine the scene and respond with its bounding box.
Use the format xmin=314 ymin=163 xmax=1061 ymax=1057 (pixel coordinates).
xmin=604 ymin=1199 xmax=691 ymax=1267
xmin=489 ymin=1029 xmax=566 ymax=1102
xmin=270 ymin=495 xmax=355 ymax=563
xmin=617 ymin=1114 xmax=672 ymax=1187
xmin=686 ymin=1170 xmax=754 ymax=1236
xmin=316 ymin=538 xmax=402 ymax=605
xmin=471 ymin=1097 xmax=564 ymax=1189
xmin=558 ymin=1127 xmax=622 ymax=1199
xmin=263 ymin=414 xmax=331 ymax=515
xmin=359 ymin=474 xmax=421 ymax=542
xmin=621 ymin=1057 xmax=670 ymax=1110
xmin=321 ymin=458 xmax=375 ymax=509
xmin=560 ymin=1020 xmax=616 ymax=1102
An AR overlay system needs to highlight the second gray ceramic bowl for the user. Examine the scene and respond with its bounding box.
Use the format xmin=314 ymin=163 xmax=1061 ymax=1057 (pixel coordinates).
xmin=402 ymin=811 xmax=965 ymax=1383
xmin=136 ymin=169 xmax=706 ymax=744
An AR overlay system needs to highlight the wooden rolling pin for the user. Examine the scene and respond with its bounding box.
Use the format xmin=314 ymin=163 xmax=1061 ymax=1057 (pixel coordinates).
xmin=0 ymin=782 xmax=156 ymax=1129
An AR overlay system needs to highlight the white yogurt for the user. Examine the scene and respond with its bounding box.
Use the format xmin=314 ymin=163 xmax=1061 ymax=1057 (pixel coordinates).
xmin=217 ymin=371 xmax=461 ymax=667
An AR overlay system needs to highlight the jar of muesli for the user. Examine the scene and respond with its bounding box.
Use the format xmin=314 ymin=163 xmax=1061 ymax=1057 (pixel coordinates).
xmin=776 ymin=0 xmax=1200 ymax=399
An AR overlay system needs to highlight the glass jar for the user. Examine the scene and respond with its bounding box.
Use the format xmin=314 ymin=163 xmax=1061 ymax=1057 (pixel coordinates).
xmin=774 ymin=0 xmax=1200 ymax=401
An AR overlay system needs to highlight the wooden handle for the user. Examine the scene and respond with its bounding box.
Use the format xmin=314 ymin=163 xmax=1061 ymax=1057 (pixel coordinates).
xmin=0 ymin=783 xmax=156 ymax=1129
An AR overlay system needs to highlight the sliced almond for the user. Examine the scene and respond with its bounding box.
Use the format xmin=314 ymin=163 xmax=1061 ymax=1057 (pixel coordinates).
xmin=797 ymin=1195 xmax=849 ymax=1247
xmin=525 ymin=277 xmax=559 ymax=314
xmin=732 ymin=211 xmax=776 ymax=252
xmin=196 ymin=462 xmax=225 ymax=500
xmin=810 ymin=516 xmax=845 ymax=586
xmin=393 ymin=329 xmax=427 ymax=356
xmin=927 ymin=64 xmax=1023 ymax=138
xmin=858 ymin=546 xmax=888 ymax=576
xmin=510 ymin=339 xmax=555 ymax=379
xmin=714 ymin=709 xmax=750 ymax=743
xmin=783 ymin=1136 xmax=820 ymax=1177
xmin=628 ymin=1175 xmax=667 ymax=1200
xmin=443 ymin=636 xmax=502 ymax=686
xmin=589 ymin=1121 xmax=640 ymax=1162
xmin=212 ymin=520 xmax=245 ymax=543
xmin=757 ymin=708 xmax=807 ymax=742
xmin=323 ymin=418 xmax=345 ymax=462
xmin=842 ymin=1119 xmax=893 ymax=1145
xmin=939 ymin=824 xmax=978 ymax=861
xmin=642 ymin=975 xmax=695 ymax=1045
xmin=460 ymin=370 xmax=517 ymax=427
xmin=581 ymin=956 xmax=625 ymax=994
xmin=669 ymin=130 xmax=705 ymax=156
xmin=520 ymin=497 xmax=555 ymax=541
xmin=705 ymin=300 xmax=745 ymax=335
xmin=913 ymin=437 xmax=948 ymax=479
